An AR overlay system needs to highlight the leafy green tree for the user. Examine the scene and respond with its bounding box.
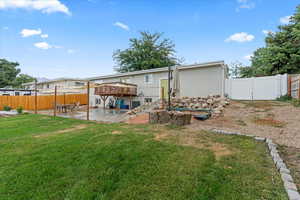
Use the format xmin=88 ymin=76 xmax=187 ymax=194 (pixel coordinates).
xmin=250 ymin=5 xmax=300 ymax=76
xmin=228 ymin=61 xmax=254 ymax=78
xmin=13 ymin=74 xmax=36 ymax=88
xmin=0 ymin=59 xmax=20 ymax=88
xmin=113 ymin=31 xmax=181 ymax=72
xmin=0 ymin=59 xmax=35 ymax=88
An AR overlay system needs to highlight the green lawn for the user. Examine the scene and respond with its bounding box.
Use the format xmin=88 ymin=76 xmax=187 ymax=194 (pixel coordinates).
xmin=0 ymin=114 xmax=287 ymax=200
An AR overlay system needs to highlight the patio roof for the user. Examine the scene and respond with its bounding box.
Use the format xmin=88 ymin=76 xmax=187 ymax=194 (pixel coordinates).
xmin=94 ymin=82 xmax=137 ymax=97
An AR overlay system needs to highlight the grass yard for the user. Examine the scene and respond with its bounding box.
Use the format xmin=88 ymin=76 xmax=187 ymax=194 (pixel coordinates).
xmin=0 ymin=114 xmax=288 ymax=200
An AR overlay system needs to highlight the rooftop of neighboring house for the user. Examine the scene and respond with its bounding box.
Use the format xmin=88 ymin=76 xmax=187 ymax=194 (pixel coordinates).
xmin=87 ymin=60 xmax=225 ymax=81
xmin=22 ymin=78 xmax=86 ymax=86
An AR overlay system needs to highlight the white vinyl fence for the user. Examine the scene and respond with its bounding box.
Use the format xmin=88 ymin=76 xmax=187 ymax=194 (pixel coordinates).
xmin=225 ymin=74 xmax=288 ymax=100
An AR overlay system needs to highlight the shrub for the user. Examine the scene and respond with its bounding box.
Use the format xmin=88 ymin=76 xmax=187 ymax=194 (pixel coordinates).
xmin=3 ymin=105 xmax=12 ymax=111
xmin=276 ymin=95 xmax=292 ymax=102
xmin=292 ymin=99 xmax=300 ymax=107
xmin=16 ymin=106 xmax=23 ymax=114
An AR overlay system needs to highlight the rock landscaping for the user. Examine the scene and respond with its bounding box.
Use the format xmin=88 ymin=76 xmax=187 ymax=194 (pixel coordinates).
xmin=149 ymin=110 xmax=192 ymax=126
xmin=127 ymin=95 xmax=230 ymax=117
xmin=171 ymin=95 xmax=230 ymax=116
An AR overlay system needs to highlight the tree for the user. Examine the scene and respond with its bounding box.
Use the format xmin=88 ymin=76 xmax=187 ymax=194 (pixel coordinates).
xmin=0 ymin=59 xmax=20 ymax=88
xmin=113 ymin=31 xmax=181 ymax=72
xmin=250 ymin=5 xmax=300 ymax=76
xmin=13 ymin=74 xmax=36 ymax=88
xmin=228 ymin=61 xmax=254 ymax=78
xmin=0 ymin=59 xmax=35 ymax=88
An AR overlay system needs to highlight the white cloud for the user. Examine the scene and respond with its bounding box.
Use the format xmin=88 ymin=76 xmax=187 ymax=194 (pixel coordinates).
xmin=280 ymin=15 xmax=292 ymax=24
xmin=225 ymin=32 xmax=255 ymax=43
xmin=114 ymin=22 xmax=130 ymax=31
xmin=67 ymin=49 xmax=76 ymax=54
xmin=244 ymin=54 xmax=253 ymax=60
xmin=20 ymin=28 xmax=41 ymax=37
xmin=41 ymin=34 xmax=48 ymax=38
xmin=262 ymin=30 xmax=273 ymax=36
xmin=236 ymin=0 xmax=255 ymax=11
xmin=0 ymin=0 xmax=71 ymax=15
xmin=34 ymin=42 xmax=52 ymax=49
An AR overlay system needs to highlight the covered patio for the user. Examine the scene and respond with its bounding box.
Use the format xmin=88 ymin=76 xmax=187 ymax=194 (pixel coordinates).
xmin=94 ymin=82 xmax=138 ymax=110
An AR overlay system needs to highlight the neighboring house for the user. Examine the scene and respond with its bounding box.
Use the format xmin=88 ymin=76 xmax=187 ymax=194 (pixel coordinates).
xmin=88 ymin=61 xmax=226 ymax=107
xmin=0 ymin=88 xmax=35 ymax=96
xmin=22 ymin=78 xmax=86 ymax=95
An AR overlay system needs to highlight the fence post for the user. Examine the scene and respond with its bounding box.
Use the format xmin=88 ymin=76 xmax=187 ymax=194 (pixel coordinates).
xmin=87 ymin=81 xmax=90 ymax=121
xmin=34 ymin=80 xmax=37 ymax=114
xmin=54 ymin=86 xmax=57 ymax=117
xmin=288 ymin=75 xmax=292 ymax=97
xmin=298 ymin=77 xmax=300 ymax=99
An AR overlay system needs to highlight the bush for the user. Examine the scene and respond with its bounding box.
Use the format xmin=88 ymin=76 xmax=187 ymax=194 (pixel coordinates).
xmin=3 ymin=105 xmax=12 ymax=111
xmin=276 ymin=95 xmax=292 ymax=102
xmin=292 ymin=99 xmax=300 ymax=107
xmin=16 ymin=106 xmax=23 ymax=114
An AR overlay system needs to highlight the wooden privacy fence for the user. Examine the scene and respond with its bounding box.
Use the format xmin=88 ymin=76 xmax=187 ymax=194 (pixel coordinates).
xmin=289 ymin=75 xmax=300 ymax=99
xmin=0 ymin=94 xmax=87 ymax=110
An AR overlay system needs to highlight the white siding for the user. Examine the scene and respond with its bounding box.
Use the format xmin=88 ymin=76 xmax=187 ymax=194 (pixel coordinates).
xmin=179 ymin=66 xmax=223 ymax=97
xmin=90 ymin=64 xmax=225 ymax=107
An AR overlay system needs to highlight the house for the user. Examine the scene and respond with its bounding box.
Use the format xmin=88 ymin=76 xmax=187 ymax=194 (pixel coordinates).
xmin=22 ymin=78 xmax=86 ymax=95
xmin=88 ymin=61 xmax=226 ymax=108
xmin=0 ymin=88 xmax=35 ymax=96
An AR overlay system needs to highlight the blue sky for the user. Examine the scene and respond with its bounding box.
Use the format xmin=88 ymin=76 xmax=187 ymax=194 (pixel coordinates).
xmin=0 ymin=0 xmax=299 ymax=79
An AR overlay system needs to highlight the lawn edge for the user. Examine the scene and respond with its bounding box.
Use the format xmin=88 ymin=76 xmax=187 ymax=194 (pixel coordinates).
xmin=211 ymin=129 xmax=300 ymax=200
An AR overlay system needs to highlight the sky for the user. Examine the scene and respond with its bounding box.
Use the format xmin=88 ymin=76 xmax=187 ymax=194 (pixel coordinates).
xmin=0 ymin=0 xmax=299 ymax=79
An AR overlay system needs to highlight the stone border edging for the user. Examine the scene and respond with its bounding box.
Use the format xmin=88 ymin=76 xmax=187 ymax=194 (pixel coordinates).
xmin=212 ymin=129 xmax=300 ymax=200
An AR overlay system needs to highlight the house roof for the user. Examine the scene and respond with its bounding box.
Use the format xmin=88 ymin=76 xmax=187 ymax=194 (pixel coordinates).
xmin=87 ymin=60 xmax=225 ymax=81
xmin=22 ymin=78 xmax=85 ymax=86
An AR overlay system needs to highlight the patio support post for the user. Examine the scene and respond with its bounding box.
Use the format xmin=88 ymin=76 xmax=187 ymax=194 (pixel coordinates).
xmin=54 ymin=86 xmax=57 ymax=117
xmin=129 ymin=96 xmax=132 ymax=110
xmin=100 ymin=95 xmax=108 ymax=109
xmin=87 ymin=81 xmax=90 ymax=121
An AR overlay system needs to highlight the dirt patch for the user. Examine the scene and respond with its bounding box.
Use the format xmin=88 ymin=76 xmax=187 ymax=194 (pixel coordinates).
xmin=253 ymin=117 xmax=286 ymax=128
xmin=34 ymin=124 xmax=89 ymax=138
xmin=126 ymin=113 xmax=149 ymax=124
xmin=154 ymin=131 xmax=233 ymax=159
xmin=208 ymin=143 xmax=233 ymax=159
xmin=111 ymin=130 xmax=123 ymax=135
xmin=238 ymin=101 xmax=280 ymax=110
xmin=188 ymin=100 xmax=300 ymax=148
xmin=154 ymin=132 xmax=170 ymax=141
xmin=279 ymin=146 xmax=300 ymax=190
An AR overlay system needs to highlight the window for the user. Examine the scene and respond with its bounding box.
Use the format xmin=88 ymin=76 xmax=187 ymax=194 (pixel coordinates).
xmin=46 ymin=84 xmax=50 ymax=89
xmin=75 ymin=82 xmax=85 ymax=86
xmin=15 ymin=92 xmax=20 ymax=96
xmin=144 ymin=98 xmax=152 ymax=103
xmin=144 ymin=74 xmax=153 ymax=84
